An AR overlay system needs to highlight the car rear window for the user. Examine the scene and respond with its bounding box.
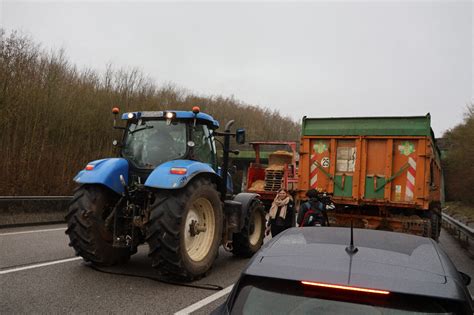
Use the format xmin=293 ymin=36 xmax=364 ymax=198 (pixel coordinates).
xmin=230 ymin=276 xmax=465 ymax=314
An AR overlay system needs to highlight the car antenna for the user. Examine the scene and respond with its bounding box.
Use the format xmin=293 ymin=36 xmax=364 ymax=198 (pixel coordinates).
xmin=345 ymin=220 xmax=358 ymax=255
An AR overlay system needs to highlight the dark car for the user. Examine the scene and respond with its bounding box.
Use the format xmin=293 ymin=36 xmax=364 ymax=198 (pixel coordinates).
xmin=213 ymin=227 xmax=473 ymax=314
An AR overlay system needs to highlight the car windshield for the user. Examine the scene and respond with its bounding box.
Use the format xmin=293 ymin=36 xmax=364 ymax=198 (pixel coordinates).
xmin=122 ymin=120 xmax=187 ymax=168
xmin=230 ymin=276 xmax=462 ymax=315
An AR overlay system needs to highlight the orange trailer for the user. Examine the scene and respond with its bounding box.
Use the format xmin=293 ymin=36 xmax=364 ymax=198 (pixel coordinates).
xmin=297 ymin=114 xmax=443 ymax=239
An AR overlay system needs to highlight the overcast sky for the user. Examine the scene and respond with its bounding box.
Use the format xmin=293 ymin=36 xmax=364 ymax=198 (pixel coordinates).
xmin=1 ymin=0 xmax=473 ymax=136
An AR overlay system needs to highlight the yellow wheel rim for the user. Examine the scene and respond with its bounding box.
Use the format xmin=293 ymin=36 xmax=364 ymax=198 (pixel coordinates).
xmin=184 ymin=197 xmax=216 ymax=262
xmin=249 ymin=209 xmax=263 ymax=246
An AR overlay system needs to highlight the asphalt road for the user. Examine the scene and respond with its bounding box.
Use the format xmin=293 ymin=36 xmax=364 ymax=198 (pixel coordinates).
xmin=1 ymin=224 xmax=473 ymax=314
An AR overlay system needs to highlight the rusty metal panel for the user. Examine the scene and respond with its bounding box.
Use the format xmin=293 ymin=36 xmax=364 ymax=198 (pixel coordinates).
xmin=334 ymin=140 xmax=356 ymax=198
xmin=298 ymin=135 xmax=440 ymax=211
xmin=352 ymin=138 xmax=363 ymax=200
xmin=384 ymin=139 xmax=394 ymax=201
xmin=391 ymin=139 xmax=419 ymax=203
xmin=308 ymin=139 xmax=332 ymax=192
xmin=364 ymin=140 xmax=387 ymax=200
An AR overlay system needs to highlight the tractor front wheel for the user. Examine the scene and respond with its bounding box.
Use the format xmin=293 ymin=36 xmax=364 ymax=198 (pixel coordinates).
xmin=65 ymin=185 xmax=131 ymax=265
xmin=146 ymin=178 xmax=223 ymax=280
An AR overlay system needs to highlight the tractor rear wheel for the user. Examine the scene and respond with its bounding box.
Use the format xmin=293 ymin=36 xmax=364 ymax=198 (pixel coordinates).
xmin=65 ymin=185 xmax=131 ymax=265
xmin=232 ymin=199 xmax=265 ymax=257
xmin=146 ymin=178 xmax=223 ymax=280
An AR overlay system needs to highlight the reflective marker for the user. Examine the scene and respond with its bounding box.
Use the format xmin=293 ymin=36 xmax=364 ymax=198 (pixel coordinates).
xmin=170 ymin=167 xmax=187 ymax=175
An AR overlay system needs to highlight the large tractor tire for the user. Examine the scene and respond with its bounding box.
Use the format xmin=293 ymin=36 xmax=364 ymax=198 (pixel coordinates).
xmin=65 ymin=185 xmax=131 ymax=266
xmin=232 ymin=199 xmax=266 ymax=258
xmin=146 ymin=178 xmax=223 ymax=280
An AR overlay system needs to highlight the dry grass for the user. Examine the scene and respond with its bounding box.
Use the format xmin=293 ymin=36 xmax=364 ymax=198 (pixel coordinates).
xmin=444 ymin=201 xmax=474 ymax=225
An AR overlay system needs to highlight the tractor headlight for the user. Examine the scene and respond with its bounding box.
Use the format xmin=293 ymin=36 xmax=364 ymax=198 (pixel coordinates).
xmin=127 ymin=113 xmax=135 ymax=119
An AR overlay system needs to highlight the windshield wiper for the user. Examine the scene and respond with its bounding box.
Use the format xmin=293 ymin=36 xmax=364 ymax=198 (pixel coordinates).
xmin=130 ymin=125 xmax=154 ymax=134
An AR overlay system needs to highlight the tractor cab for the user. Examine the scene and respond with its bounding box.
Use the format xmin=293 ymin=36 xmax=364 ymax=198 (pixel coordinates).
xmin=118 ymin=110 xmax=219 ymax=171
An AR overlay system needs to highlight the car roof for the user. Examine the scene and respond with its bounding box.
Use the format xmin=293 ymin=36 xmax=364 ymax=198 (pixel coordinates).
xmin=243 ymin=227 xmax=469 ymax=301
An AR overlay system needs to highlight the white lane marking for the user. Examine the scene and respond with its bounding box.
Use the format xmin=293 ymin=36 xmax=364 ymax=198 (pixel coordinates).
xmin=0 ymin=257 xmax=81 ymax=275
xmin=0 ymin=227 xmax=66 ymax=236
xmin=174 ymin=284 xmax=234 ymax=314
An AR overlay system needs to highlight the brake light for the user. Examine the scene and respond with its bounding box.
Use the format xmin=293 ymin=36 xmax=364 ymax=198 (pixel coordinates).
xmin=301 ymin=281 xmax=390 ymax=295
xmin=85 ymin=165 xmax=94 ymax=171
xmin=170 ymin=168 xmax=187 ymax=175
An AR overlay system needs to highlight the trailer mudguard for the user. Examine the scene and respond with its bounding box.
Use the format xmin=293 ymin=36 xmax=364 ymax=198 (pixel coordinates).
xmin=73 ymin=158 xmax=129 ymax=194
xmin=144 ymin=160 xmax=226 ymax=190
xmin=232 ymin=193 xmax=261 ymax=231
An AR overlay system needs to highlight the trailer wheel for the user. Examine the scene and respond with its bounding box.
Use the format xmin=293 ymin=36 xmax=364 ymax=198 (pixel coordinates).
xmin=65 ymin=185 xmax=131 ymax=266
xmin=232 ymin=199 xmax=265 ymax=257
xmin=430 ymin=209 xmax=441 ymax=241
xmin=146 ymin=178 xmax=223 ymax=280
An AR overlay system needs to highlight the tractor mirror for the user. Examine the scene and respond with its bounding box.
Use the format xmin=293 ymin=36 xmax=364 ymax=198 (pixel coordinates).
xmin=236 ymin=129 xmax=245 ymax=144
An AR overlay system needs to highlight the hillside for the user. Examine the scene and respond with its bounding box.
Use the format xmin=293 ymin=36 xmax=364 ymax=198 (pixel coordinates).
xmin=0 ymin=30 xmax=301 ymax=195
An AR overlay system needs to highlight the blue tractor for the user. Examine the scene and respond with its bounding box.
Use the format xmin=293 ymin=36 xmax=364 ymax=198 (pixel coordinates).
xmin=65 ymin=107 xmax=266 ymax=280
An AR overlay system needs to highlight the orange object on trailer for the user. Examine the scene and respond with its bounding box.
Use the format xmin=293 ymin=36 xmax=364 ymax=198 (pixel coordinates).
xmin=245 ymin=141 xmax=298 ymax=210
xmin=297 ymin=114 xmax=443 ymax=240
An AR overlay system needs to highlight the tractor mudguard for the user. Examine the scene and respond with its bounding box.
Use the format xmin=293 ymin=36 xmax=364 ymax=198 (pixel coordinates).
xmin=144 ymin=160 xmax=226 ymax=190
xmin=232 ymin=193 xmax=261 ymax=231
xmin=73 ymin=158 xmax=129 ymax=194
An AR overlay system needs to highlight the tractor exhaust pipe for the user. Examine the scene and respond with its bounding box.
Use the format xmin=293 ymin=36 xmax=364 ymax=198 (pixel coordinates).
xmin=220 ymin=120 xmax=235 ymax=200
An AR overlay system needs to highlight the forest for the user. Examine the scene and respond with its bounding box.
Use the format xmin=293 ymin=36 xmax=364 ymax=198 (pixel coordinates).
xmin=442 ymin=105 xmax=474 ymax=205
xmin=0 ymin=30 xmax=300 ymax=196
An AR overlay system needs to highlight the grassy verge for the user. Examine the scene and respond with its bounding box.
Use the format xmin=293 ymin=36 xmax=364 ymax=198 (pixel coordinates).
xmin=444 ymin=201 xmax=474 ymax=226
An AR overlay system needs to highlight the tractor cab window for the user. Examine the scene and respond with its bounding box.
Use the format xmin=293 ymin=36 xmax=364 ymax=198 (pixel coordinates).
xmin=122 ymin=120 xmax=187 ymax=168
xmin=191 ymin=124 xmax=215 ymax=166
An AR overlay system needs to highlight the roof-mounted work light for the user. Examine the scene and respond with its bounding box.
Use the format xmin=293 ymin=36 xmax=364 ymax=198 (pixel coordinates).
xmin=164 ymin=111 xmax=176 ymax=125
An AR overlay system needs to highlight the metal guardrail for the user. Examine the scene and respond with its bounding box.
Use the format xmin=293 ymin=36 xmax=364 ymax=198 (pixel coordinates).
xmin=0 ymin=196 xmax=73 ymax=201
xmin=0 ymin=196 xmax=73 ymax=228
xmin=442 ymin=212 xmax=474 ymax=250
